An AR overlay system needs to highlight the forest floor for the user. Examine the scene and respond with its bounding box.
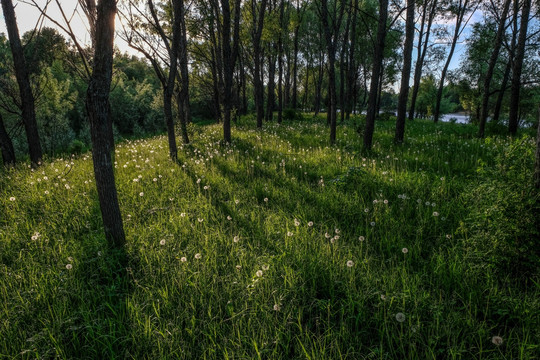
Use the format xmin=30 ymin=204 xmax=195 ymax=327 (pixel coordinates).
xmin=1 ymin=115 xmax=539 ymax=359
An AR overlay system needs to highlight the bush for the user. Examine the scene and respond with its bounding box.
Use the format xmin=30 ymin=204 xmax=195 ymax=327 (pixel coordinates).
xmin=283 ymin=108 xmax=303 ymax=121
xmin=68 ymin=139 xmax=86 ymax=154
xmin=458 ymin=137 xmax=540 ymax=280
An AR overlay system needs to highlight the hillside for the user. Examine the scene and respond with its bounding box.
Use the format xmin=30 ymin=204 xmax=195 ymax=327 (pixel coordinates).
xmin=1 ymin=117 xmax=539 ymax=359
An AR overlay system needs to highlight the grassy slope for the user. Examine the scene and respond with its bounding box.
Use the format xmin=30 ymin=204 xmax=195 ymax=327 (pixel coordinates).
xmin=1 ymin=117 xmax=538 ymax=359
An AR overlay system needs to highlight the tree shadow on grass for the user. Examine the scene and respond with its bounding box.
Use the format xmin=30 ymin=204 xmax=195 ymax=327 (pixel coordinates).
xmin=6 ymin=201 xmax=136 ymax=359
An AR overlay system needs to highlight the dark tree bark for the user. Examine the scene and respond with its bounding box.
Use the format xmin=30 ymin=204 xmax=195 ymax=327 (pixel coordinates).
xmin=339 ymin=11 xmax=351 ymax=123
xmin=277 ymin=0 xmax=285 ymax=123
xmin=1 ymin=0 xmax=42 ymax=167
xmin=363 ymin=0 xmax=388 ymax=150
xmin=434 ymin=0 xmax=473 ymax=123
xmin=395 ymin=0 xmax=415 ymax=143
xmin=345 ymin=0 xmax=359 ymax=120
xmin=266 ymin=52 xmax=276 ymax=122
xmin=131 ymin=0 xmax=181 ymax=159
xmin=535 ymin=106 xmax=540 ymax=188
xmin=0 ymin=113 xmax=16 ymax=167
xmin=284 ymin=45 xmax=292 ymax=108
xmin=319 ymin=0 xmax=345 ymax=145
xmin=252 ymin=0 xmax=268 ymax=129
xmin=508 ymin=0 xmax=531 ymax=135
xmin=409 ymin=0 xmax=438 ymax=121
xmin=314 ymin=48 xmax=324 ymax=116
xmin=86 ymin=0 xmax=125 ymax=247
xmin=478 ymin=0 xmax=511 ymax=137
xmin=291 ymin=0 xmax=304 ymax=110
xmin=219 ymin=0 xmax=241 ymax=143
xmin=177 ymin=0 xmax=191 ymax=142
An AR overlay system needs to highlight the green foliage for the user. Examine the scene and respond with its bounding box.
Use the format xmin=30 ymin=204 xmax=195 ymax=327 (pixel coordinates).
xmin=414 ymin=75 xmax=455 ymax=119
xmin=283 ymin=107 xmax=303 ymax=121
xmin=1 ymin=119 xmax=538 ymax=358
xmin=35 ymin=65 xmax=77 ymax=155
xmin=459 ymin=137 xmax=540 ymax=279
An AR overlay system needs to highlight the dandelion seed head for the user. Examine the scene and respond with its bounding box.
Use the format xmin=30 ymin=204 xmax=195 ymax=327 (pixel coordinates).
xmin=491 ymin=336 xmax=503 ymax=346
xmin=347 ymin=260 xmax=354 ymax=267
xmin=395 ymin=312 xmax=406 ymax=322
xmin=256 ymin=270 xmax=263 ymax=277
xmin=160 ymin=239 xmax=166 ymax=246
xmin=194 ymin=253 xmax=202 ymax=259
xmin=65 ymin=264 xmax=73 ymax=270
xmin=180 ymin=257 xmax=187 ymax=262
xmin=402 ymin=248 xmax=409 ymax=254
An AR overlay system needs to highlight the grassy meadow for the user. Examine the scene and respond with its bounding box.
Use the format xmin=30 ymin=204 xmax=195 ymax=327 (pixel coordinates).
xmin=1 ymin=116 xmax=539 ymax=359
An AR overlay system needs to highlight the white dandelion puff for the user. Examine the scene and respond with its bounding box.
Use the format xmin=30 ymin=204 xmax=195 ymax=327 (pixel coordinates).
xmin=395 ymin=313 xmax=406 ymax=322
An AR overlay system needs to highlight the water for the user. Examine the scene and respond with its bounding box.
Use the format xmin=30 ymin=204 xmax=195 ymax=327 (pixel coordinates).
xmin=439 ymin=113 xmax=469 ymax=124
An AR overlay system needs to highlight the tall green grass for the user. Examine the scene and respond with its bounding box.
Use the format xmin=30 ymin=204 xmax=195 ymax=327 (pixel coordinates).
xmin=1 ymin=116 xmax=538 ymax=359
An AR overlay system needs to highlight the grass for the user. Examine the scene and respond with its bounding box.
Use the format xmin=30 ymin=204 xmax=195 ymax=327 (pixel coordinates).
xmin=1 ymin=115 xmax=539 ymax=359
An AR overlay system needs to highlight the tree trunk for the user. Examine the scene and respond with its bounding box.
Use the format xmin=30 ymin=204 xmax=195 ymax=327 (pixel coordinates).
xmin=395 ymin=0 xmax=415 ymax=143
xmin=148 ymin=0 xmax=180 ymax=160
xmin=266 ymin=52 xmax=276 ymax=122
xmin=252 ymin=0 xmax=267 ymax=129
xmin=292 ymin=26 xmax=300 ymax=109
xmin=478 ymin=0 xmax=511 ymax=137
xmin=284 ymin=46 xmax=291 ymax=108
xmin=363 ymin=0 xmax=388 ymax=150
xmin=163 ymin=90 xmax=178 ymax=159
xmin=86 ymin=0 xmax=125 ymax=247
xmin=314 ymin=49 xmax=324 ymax=116
xmin=320 ymin=0 xmax=341 ymax=145
xmin=0 ymin=113 xmax=16 ymax=167
xmin=175 ymin=89 xmax=190 ymax=144
xmin=178 ymin=0 xmax=192 ymax=130
xmin=409 ymin=0 xmax=437 ymax=121
xmin=221 ymin=0 xmax=241 ymax=143
xmin=535 ymin=106 xmax=540 ymax=188
xmin=434 ymin=0 xmax=471 ymax=123
xmin=339 ymin=13 xmax=350 ymax=123
xmin=508 ymin=0 xmax=531 ymax=135
xmin=346 ymin=0 xmax=359 ymax=120
xmin=1 ymin=0 xmax=42 ymax=167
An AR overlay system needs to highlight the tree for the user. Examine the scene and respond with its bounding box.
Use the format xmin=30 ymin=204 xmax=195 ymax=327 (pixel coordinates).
xmin=395 ymin=0 xmax=415 ymax=143
xmin=363 ymin=0 xmax=388 ymax=150
xmin=534 ymin=106 xmax=540 ymax=189
xmin=508 ymin=0 xmax=532 ymax=135
xmin=85 ymin=0 xmax=126 ymax=247
xmin=409 ymin=0 xmax=438 ymax=121
xmin=478 ymin=0 xmax=511 ymax=137
xmin=212 ymin=0 xmax=242 ymax=142
xmin=0 ymin=112 xmax=15 ymax=166
xmin=318 ymin=0 xmax=346 ymax=144
xmin=433 ymin=0 xmax=476 ymax=123
xmin=1 ymin=0 xmax=43 ymax=167
xmin=251 ymin=0 xmax=268 ymax=129
xmin=121 ymin=0 xmax=185 ymax=160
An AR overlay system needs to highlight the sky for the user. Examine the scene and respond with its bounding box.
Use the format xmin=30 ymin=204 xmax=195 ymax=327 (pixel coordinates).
xmin=0 ymin=1 xmax=131 ymax=53
xmin=1 ymin=1 xmax=484 ymax=74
